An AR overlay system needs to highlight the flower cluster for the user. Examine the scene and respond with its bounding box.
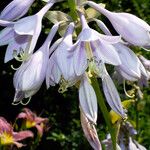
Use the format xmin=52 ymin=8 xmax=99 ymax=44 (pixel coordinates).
xmin=0 ymin=0 xmax=150 ymax=149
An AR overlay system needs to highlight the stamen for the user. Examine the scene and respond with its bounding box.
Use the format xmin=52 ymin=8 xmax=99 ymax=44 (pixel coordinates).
xmin=20 ymin=97 xmax=31 ymax=105
xmin=12 ymin=101 xmax=21 ymax=105
xmin=123 ymin=80 xmax=135 ymax=98
xmin=13 ymin=47 xmax=30 ymax=62
xmin=11 ymin=65 xmax=19 ymax=70
xmin=12 ymin=97 xmax=31 ymax=106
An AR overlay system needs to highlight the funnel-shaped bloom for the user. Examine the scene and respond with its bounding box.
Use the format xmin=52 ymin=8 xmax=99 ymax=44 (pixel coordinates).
xmin=0 ymin=0 xmax=35 ymax=21
xmin=17 ymin=108 xmax=48 ymax=137
xmin=95 ymin=19 xmax=146 ymax=81
xmin=46 ymin=23 xmax=79 ymax=90
xmin=13 ymin=23 xmax=59 ymax=104
xmin=55 ymin=22 xmax=76 ymax=81
xmin=0 ymin=117 xmax=33 ymax=148
xmin=0 ymin=1 xmax=54 ymax=62
xmin=80 ymin=108 xmax=102 ymax=150
xmin=72 ymin=13 xmax=125 ymax=118
xmin=72 ymin=13 xmax=121 ymax=77
xmin=86 ymin=1 xmax=150 ymax=48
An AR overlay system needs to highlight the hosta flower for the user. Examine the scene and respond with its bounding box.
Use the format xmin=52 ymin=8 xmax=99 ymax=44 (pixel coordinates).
xmin=72 ymin=13 xmax=126 ymax=118
xmin=80 ymin=108 xmax=102 ymax=150
xmin=86 ymin=1 xmax=150 ymax=48
xmin=0 ymin=117 xmax=33 ymax=148
xmin=46 ymin=22 xmax=79 ymax=91
xmin=17 ymin=108 xmax=48 ymax=137
xmin=0 ymin=1 xmax=55 ymax=62
xmin=0 ymin=0 xmax=35 ymax=21
xmin=13 ymin=23 xmax=59 ymax=104
xmin=72 ymin=13 xmax=121 ymax=77
xmin=95 ymin=19 xmax=147 ymax=81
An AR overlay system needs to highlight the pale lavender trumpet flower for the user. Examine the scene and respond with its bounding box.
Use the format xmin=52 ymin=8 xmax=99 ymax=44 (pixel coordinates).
xmin=0 ymin=1 xmax=55 ymax=63
xmin=79 ymin=75 xmax=97 ymax=124
xmin=95 ymin=19 xmax=146 ymax=81
xmin=46 ymin=22 xmax=80 ymax=91
xmin=72 ymin=13 xmax=121 ymax=77
xmin=0 ymin=0 xmax=35 ymax=21
xmin=55 ymin=22 xmax=76 ymax=81
xmin=73 ymin=13 xmax=126 ymax=118
xmin=12 ymin=23 xmax=59 ymax=104
xmin=86 ymin=1 xmax=150 ymax=48
xmin=80 ymin=108 xmax=102 ymax=150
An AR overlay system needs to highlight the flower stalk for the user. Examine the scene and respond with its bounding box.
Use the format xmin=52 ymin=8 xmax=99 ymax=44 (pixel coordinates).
xmin=91 ymin=77 xmax=117 ymax=150
xmin=68 ymin=0 xmax=78 ymax=21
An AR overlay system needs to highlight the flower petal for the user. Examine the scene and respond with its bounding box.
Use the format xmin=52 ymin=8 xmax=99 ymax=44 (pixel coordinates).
xmin=80 ymin=109 xmax=102 ymax=150
xmin=46 ymin=54 xmax=61 ymax=88
xmin=0 ymin=0 xmax=35 ymax=21
xmin=0 ymin=27 xmax=15 ymax=46
xmin=100 ymin=66 xmax=126 ymax=118
xmin=14 ymin=16 xmax=37 ymax=35
xmin=92 ymin=40 xmax=121 ymax=66
xmin=0 ymin=19 xmax=14 ymax=26
xmin=13 ymin=131 xmax=33 ymax=141
xmin=79 ymin=75 xmax=97 ymax=123
xmin=73 ymin=41 xmax=88 ymax=76
xmin=4 ymin=36 xmax=28 ymax=63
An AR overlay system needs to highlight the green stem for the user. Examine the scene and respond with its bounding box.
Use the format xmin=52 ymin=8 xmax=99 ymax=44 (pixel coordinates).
xmin=91 ymin=77 xmax=117 ymax=150
xmin=67 ymin=0 xmax=78 ymax=21
xmin=135 ymin=98 xmax=139 ymax=140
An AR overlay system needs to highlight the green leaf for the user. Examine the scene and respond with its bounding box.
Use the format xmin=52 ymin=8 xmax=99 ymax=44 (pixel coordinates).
xmin=45 ymin=11 xmax=72 ymax=24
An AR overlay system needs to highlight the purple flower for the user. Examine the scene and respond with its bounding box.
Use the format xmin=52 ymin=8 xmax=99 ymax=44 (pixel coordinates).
xmin=13 ymin=23 xmax=59 ymax=104
xmin=86 ymin=1 xmax=150 ymax=48
xmin=0 ymin=0 xmax=35 ymax=21
xmin=0 ymin=1 xmax=55 ymax=62
xmin=0 ymin=117 xmax=33 ymax=148
xmin=17 ymin=108 xmax=49 ymax=137
xmin=95 ymin=19 xmax=147 ymax=81
xmin=72 ymin=13 xmax=121 ymax=77
xmin=46 ymin=22 xmax=79 ymax=91
xmin=71 ymin=13 xmax=126 ymax=118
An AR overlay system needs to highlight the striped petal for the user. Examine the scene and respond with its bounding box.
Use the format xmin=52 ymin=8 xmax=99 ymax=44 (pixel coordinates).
xmin=73 ymin=41 xmax=88 ymax=76
xmin=79 ymin=75 xmax=97 ymax=123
